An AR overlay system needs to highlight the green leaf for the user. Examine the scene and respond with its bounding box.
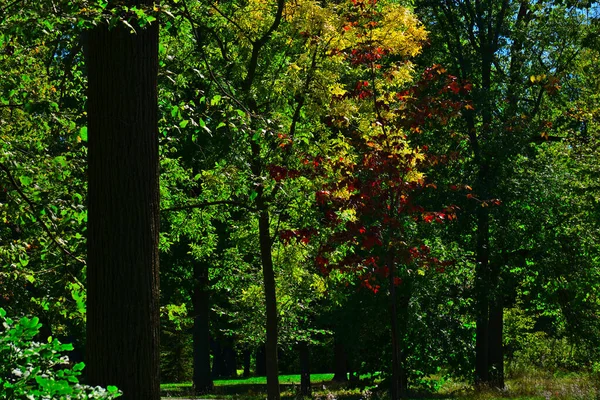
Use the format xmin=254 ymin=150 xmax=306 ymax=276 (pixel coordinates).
xmin=210 ymin=94 xmax=222 ymax=106
xmin=107 ymin=385 xmax=119 ymax=393
xmin=79 ymin=126 xmax=88 ymax=142
xmin=19 ymin=175 xmax=33 ymax=186
xmin=73 ymin=362 xmax=85 ymax=371
xmin=179 ymin=119 xmax=189 ymax=128
xmin=53 ymin=156 xmax=67 ymax=167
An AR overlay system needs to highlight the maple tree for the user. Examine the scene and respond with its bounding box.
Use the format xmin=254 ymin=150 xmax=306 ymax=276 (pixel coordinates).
xmin=273 ymin=1 xmax=473 ymax=396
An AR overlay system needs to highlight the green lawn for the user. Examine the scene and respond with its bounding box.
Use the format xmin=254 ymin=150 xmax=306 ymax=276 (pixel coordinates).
xmin=160 ymin=370 xmax=600 ymax=399
xmin=161 ymin=372 xmax=334 ymax=389
xmin=161 ymin=373 xmax=338 ymax=398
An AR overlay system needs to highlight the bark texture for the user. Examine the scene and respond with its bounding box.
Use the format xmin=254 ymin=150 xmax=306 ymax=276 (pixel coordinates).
xmin=85 ymin=7 xmax=160 ymax=399
xmin=258 ymin=208 xmax=281 ymax=400
xmin=193 ymin=259 xmax=213 ymax=393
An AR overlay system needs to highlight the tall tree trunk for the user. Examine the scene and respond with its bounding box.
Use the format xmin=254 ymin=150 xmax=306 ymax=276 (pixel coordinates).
xmin=488 ymin=260 xmax=504 ymax=389
xmin=300 ymin=342 xmax=311 ymax=396
xmin=258 ymin=207 xmax=280 ymax=400
xmin=85 ymin=5 xmax=160 ymax=399
xmin=193 ymin=259 xmax=213 ymax=394
xmin=474 ymin=206 xmax=490 ymax=386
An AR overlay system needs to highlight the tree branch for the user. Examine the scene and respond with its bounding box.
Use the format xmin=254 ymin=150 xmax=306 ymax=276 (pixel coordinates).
xmin=161 ymin=200 xmax=257 ymax=212
xmin=242 ymin=0 xmax=286 ymax=93
xmin=0 ymin=162 xmax=86 ymax=265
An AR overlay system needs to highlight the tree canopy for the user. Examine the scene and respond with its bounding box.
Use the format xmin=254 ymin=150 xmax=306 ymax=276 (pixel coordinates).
xmin=1 ymin=0 xmax=600 ymax=399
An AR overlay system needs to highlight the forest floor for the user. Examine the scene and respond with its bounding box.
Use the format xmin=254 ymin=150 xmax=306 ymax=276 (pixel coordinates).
xmin=160 ymin=370 xmax=600 ymax=400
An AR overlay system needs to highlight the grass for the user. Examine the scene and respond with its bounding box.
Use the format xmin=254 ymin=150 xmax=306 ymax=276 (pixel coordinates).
xmin=161 ymin=373 xmax=337 ymax=399
xmin=160 ymin=370 xmax=600 ymax=400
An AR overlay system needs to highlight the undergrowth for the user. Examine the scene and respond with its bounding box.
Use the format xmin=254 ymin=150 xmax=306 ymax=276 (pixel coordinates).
xmin=161 ymin=369 xmax=600 ymax=399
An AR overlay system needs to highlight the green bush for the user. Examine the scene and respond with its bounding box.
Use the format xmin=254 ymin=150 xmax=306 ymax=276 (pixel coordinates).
xmin=0 ymin=307 xmax=121 ymax=399
xmin=504 ymin=307 xmax=587 ymax=374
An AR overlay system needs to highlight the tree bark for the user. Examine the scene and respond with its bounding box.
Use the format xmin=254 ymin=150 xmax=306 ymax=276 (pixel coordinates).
xmin=257 ymin=208 xmax=281 ymax=400
xmin=300 ymin=342 xmax=311 ymax=396
xmin=488 ymin=297 xmax=504 ymax=388
xmin=474 ymin=206 xmax=490 ymax=386
xmin=243 ymin=349 xmax=251 ymax=377
xmin=85 ymin=5 xmax=160 ymax=399
xmin=193 ymin=259 xmax=213 ymax=393
xmin=332 ymin=338 xmax=348 ymax=382
xmin=256 ymin=344 xmax=267 ymax=376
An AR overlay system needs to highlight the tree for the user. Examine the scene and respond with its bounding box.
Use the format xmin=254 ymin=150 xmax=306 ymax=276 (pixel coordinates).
xmin=414 ymin=0 xmax=600 ymax=388
xmin=85 ymin=2 xmax=160 ymax=399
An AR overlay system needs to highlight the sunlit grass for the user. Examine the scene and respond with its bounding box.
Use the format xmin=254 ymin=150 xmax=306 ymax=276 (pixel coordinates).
xmin=161 ymin=369 xmax=600 ymax=399
xmin=161 ymin=372 xmax=334 ymax=388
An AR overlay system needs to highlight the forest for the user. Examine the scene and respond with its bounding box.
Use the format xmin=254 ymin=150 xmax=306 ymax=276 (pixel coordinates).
xmin=1 ymin=0 xmax=600 ymax=399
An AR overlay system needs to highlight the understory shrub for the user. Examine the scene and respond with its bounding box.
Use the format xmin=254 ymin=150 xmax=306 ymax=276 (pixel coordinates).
xmin=0 ymin=307 xmax=121 ymax=399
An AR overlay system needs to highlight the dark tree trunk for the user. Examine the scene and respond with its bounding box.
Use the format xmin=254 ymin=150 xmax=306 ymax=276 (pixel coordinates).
xmin=474 ymin=206 xmax=490 ymax=386
xmin=211 ymin=340 xmax=225 ymax=378
xmin=193 ymin=260 xmax=213 ymax=394
xmin=256 ymin=344 xmax=267 ymax=376
xmin=299 ymin=342 xmax=311 ymax=396
xmin=257 ymin=208 xmax=280 ymax=400
xmin=389 ymin=256 xmax=400 ymax=400
xmin=85 ymin=4 xmax=160 ymax=399
xmin=243 ymin=349 xmax=251 ymax=377
xmin=223 ymin=342 xmax=238 ymax=377
xmin=332 ymin=338 xmax=348 ymax=382
xmin=488 ymin=291 xmax=504 ymax=388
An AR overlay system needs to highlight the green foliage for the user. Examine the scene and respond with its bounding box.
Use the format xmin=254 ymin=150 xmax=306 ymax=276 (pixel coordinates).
xmin=504 ymin=307 xmax=593 ymax=373
xmin=0 ymin=308 xmax=121 ymax=399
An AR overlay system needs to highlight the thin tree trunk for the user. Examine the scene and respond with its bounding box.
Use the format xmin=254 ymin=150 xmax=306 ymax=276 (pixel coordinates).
xmin=212 ymin=340 xmax=225 ymax=378
xmin=85 ymin=6 xmax=160 ymax=399
xmin=474 ymin=206 xmax=490 ymax=386
xmin=243 ymin=349 xmax=251 ymax=377
xmin=488 ymin=290 xmax=504 ymax=388
xmin=258 ymin=208 xmax=280 ymax=400
xmin=300 ymin=342 xmax=311 ymax=396
xmin=389 ymin=255 xmax=400 ymax=400
xmin=193 ymin=260 xmax=213 ymax=393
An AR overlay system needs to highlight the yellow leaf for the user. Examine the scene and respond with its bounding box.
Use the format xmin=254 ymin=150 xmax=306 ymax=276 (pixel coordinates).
xmin=330 ymin=84 xmax=347 ymax=96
